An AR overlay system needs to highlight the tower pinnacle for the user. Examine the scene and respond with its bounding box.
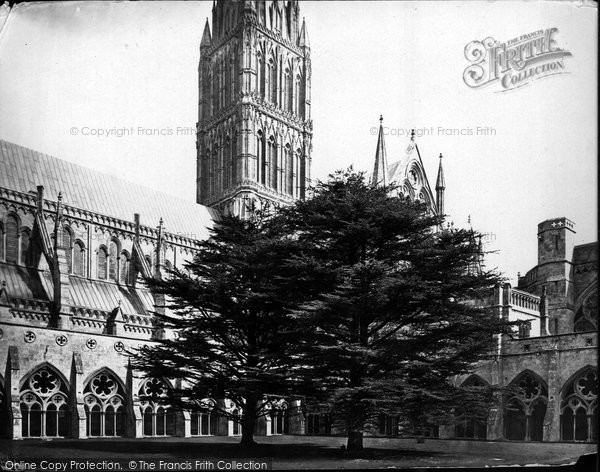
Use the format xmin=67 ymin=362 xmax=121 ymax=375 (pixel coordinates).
xmin=371 ymin=115 xmax=388 ymax=187
xmin=435 ymin=153 xmax=445 ymax=216
xmin=200 ymin=18 xmax=212 ymax=48
xmin=298 ymin=17 xmax=310 ymax=48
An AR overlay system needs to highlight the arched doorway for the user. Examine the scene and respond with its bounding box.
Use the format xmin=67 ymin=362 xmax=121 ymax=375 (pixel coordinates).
xmin=561 ymin=368 xmax=597 ymax=442
xmin=504 ymin=371 xmax=547 ymax=441
xmin=20 ymin=366 xmax=70 ymax=438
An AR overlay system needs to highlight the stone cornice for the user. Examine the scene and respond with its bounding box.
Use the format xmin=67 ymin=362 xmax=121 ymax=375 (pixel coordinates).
xmin=204 ymin=180 xmax=295 ymax=209
xmin=198 ymin=96 xmax=312 ymax=134
xmin=206 ymin=18 xmax=306 ymax=57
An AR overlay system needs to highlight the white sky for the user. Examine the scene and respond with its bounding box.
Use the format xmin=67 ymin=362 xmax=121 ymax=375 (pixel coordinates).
xmin=0 ymin=1 xmax=597 ymax=284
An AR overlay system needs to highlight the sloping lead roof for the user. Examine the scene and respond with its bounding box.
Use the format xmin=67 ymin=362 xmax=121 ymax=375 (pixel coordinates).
xmin=0 ymin=140 xmax=217 ymax=240
xmin=0 ymin=263 xmax=154 ymax=316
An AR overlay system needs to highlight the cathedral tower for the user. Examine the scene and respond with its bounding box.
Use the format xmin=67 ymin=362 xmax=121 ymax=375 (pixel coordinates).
xmin=196 ymin=0 xmax=313 ymax=217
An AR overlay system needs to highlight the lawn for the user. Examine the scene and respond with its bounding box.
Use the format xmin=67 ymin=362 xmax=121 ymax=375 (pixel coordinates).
xmin=0 ymin=435 xmax=596 ymax=470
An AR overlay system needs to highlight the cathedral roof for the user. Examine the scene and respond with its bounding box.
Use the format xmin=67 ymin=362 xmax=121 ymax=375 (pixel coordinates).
xmin=0 ymin=263 xmax=154 ymax=317
xmin=0 ymin=140 xmax=217 ymax=241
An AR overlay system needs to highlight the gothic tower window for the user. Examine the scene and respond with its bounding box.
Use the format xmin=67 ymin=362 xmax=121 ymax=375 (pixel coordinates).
xmin=20 ymin=366 xmax=70 ymax=438
xmin=5 ymin=213 xmax=19 ymax=263
xmin=108 ymin=239 xmax=120 ymax=282
xmin=561 ymin=368 xmax=597 ymax=442
xmin=73 ymin=240 xmax=85 ymax=277
xmin=84 ymin=371 xmax=127 ymax=437
xmin=257 ymin=131 xmax=265 ymax=185
xmin=229 ymin=57 xmax=236 ymax=105
xmin=212 ymin=66 xmax=219 ymax=113
xmin=256 ymin=53 xmax=264 ymax=98
xmin=97 ymin=245 xmax=108 ymax=280
xmin=285 ymin=145 xmax=293 ymax=196
xmin=211 ymin=147 xmax=218 ymax=197
xmin=294 ymin=74 xmax=301 ymax=116
xmin=283 ymin=68 xmax=292 ymax=112
xmin=295 ymin=149 xmax=302 ymax=197
xmin=224 ymin=58 xmax=231 ymax=105
xmin=269 ymin=57 xmax=277 ymax=104
xmin=220 ymin=59 xmax=226 ymax=108
xmin=504 ymin=371 xmax=548 ymax=441
xmin=224 ymin=136 xmax=231 ymax=190
xmin=230 ymin=133 xmax=237 ymax=187
xmin=20 ymin=227 xmax=31 ymax=266
xmin=268 ymin=136 xmax=277 ymax=191
xmin=62 ymin=227 xmax=73 ymax=272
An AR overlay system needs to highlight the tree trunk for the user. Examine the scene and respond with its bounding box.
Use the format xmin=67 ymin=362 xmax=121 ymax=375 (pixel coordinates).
xmin=240 ymin=399 xmax=258 ymax=446
xmin=347 ymin=430 xmax=364 ymax=451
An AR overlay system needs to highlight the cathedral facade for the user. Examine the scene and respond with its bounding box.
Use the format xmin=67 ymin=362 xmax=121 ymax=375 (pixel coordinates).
xmin=0 ymin=0 xmax=596 ymax=444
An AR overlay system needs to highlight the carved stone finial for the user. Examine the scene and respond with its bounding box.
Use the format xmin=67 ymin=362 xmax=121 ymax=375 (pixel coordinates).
xmin=379 ymin=115 xmax=383 ymax=123
xmin=410 ymin=129 xmax=415 ymax=141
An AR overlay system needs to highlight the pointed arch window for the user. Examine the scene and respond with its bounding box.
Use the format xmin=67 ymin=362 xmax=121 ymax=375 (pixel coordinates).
xmin=455 ymin=376 xmax=489 ymax=439
xmin=108 ymin=239 xmax=120 ymax=282
xmin=283 ymin=68 xmax=292 ymax=112
xmin=268 ymin=136 xmax=278 ymax=191
xmin=561 ymin=368 xmax=597 ymax=442
xmin=190 ymin=399 xmax=218 ymax=436
xmin=232 ymin=409 xmax=241 ymax=436
xmin=256 ymin=53 xmax=264 ymax=98
xmin=97 ymin=246 xmax=108 ymax=280
xmin=285 ymin=145 xmax=293 ymax=196
xmin=269 ymin=402 xmax=289 ymax=435
xmin=229 ymin=57 xmax=236 ymax=104
xmin=62 ymin=227 xmax=73 ymax=272
xmin=230 ymin=133 xmax=237 ymax=187
xmin=211 ymin=147 xmax=219 ymax=197
xmin=73 ymin=241 xmax=85 ymax=277
xmin=20 ymin=227 xmax=31 ymax=266
xmin=84 ymin=371 xmax=127 ymax=437
xmin=224 ymin=136 xmax=231 ymax=190
xmin=268 ymin=57 xmax=277 ymax=104
xmin=5 ymin=213 xmax=19 ymax=263
xmin=20 ymin=367 xmax=70 ymax=438
xmin=119 ymin=250 xmax=130 ymax=285
xmin=139 ymin=378 xmax=176 ymax=437
xmin=294 ymin=74 xmax=302 ymax=117
xmin=295 ymin=149 xmax=302 ymax=198
xmin=574 ymin=291 xmax=597 ymax=332
xmin=504 ymin=372 xmax=547 ymax=441
xmin=257 ymin=131 xmax=265 ymax=185
xmin=224 ymin=58 xmax=231 ymax=105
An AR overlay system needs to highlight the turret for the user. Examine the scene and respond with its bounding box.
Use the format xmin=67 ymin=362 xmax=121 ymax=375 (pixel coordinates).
xmin=435 ymin=153 xmax=445 ymax=216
